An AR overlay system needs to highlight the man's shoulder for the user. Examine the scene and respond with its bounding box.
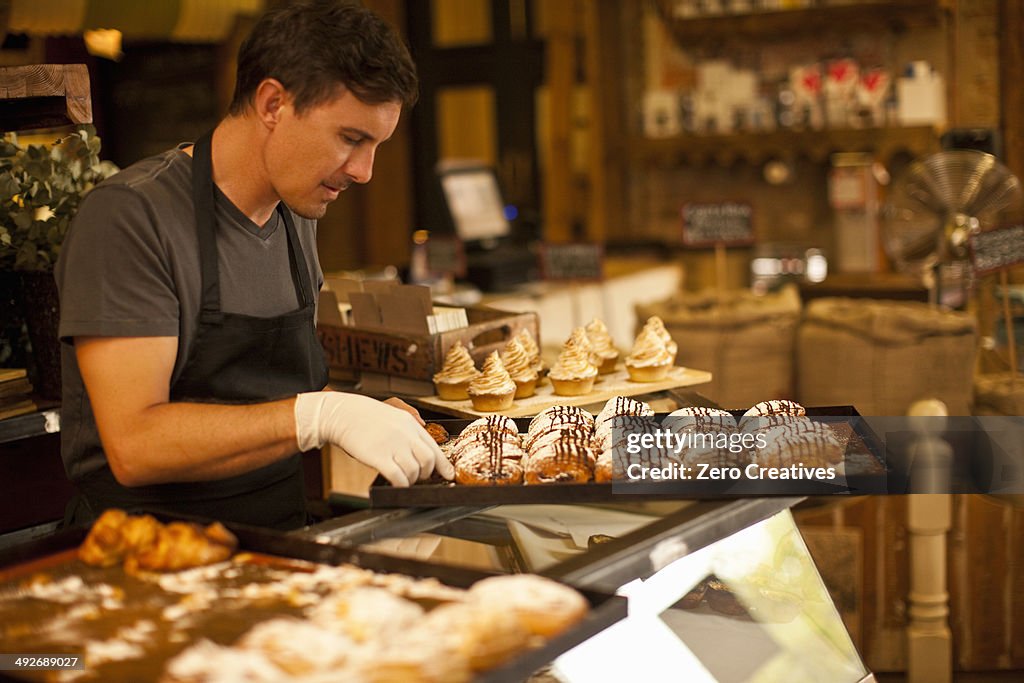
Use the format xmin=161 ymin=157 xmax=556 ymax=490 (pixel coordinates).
xmin=96 ymin=148 xmax=190 ymax=196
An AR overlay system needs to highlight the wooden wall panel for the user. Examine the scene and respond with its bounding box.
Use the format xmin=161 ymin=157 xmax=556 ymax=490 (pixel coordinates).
xmin=798 ymin=494 xmax=1024 ymax=674
xmin=948 ymin=494 xmax=1024 ymax=670
xmin=794 ymin=497 xmax=909 ymax=672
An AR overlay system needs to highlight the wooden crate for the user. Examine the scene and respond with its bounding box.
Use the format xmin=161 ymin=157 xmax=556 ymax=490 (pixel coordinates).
xmin=317 ymin=306 xmax=539 ymax=394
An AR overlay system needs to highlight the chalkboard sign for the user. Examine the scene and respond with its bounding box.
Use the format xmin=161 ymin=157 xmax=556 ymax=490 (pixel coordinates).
xmin=681 ymin=202 xmax=756 ymax=248
xmin=426 ymin=236 xmax=466 ymax=277
xmin=539 ymin=243 xmax=604 ymax=281
xmin=971 ymin=224 xmax=1024 ymax=275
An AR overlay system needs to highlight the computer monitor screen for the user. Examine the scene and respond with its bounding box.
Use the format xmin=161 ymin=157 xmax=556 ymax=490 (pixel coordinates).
xmin=439 ymin=166 xmax=510 ymax=242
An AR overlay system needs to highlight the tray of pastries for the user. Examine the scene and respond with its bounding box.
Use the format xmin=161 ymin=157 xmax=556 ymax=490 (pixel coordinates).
xmin=369 ymin=397 xmax=889 ymax=508
xmin=0 ymin=510 xmax=625 ymax=683
xmin=415 ymin=318 xmax=712 ymax=418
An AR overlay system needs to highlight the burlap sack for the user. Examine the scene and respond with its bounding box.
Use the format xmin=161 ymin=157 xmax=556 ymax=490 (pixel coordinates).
xmin=797 ymin=298 xmax=977 ymax=416
xmin=973 ymin=372 xmax=1024 ymax=416
xmin=636 ymin=285 xmax=801 ymax=410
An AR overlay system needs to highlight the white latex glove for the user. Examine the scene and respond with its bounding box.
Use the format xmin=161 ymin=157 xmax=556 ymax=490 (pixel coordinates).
xmin=295 ymin=392 xmax=454 ymax=486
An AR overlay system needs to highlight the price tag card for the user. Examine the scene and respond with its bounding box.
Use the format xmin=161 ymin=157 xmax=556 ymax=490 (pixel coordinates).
xmin=681 ymin=202 xmax=756 ymax=248
xmin=539 ymin=242 xmax=605 ymax=282
xmin=970 ymin=224 xmax=1024 ymax=275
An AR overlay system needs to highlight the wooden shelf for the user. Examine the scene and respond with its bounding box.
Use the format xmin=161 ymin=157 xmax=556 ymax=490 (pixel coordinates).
xmin=658 ymin=0 xmax=946 ymax=47
xmin=631 ymin=125 xmax=941 ymax=166
xmin=0 ymin=64 xmax=92 ymax=132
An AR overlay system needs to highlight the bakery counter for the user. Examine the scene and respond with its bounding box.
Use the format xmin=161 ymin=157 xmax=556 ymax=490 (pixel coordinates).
xmin=301 ymin=497 xmax=873 ymax=681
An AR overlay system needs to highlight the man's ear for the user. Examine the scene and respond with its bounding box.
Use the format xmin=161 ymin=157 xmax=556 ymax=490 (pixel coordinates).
xmin=253 ymin=78 xmax=290 ymax=129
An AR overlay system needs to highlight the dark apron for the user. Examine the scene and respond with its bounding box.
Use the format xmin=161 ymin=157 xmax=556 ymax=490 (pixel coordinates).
xmin=75 ymin=130 xmax=329 ymax=530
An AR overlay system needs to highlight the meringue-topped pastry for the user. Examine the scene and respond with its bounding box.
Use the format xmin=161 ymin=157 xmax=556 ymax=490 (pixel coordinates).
xmin=501 ymin=337 xmax=539 ymax=399
xmin=624 ymin=326 xmax=673 ymax=382
xmin=548 ymin=328 xmax=599 ymax=396
xmin=433 ymin=341 xmax=480 ymax=400
xmin=641 ymin=316 xmax=678 ymax=359
xmin=516 ymin=328 xmax=544 ymax=377
xmin=467 ymin=351 xmax=516 ymax=412
xmin=585 ymin=318 xmax=620 ymax=374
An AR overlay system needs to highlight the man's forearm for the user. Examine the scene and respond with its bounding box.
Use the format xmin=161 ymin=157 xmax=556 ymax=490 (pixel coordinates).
xmin=99 ymin=397 xmax=301 ymax=486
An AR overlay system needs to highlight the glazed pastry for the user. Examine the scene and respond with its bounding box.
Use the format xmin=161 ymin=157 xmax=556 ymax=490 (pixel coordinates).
xmin=448 ymin=430 xmax=521 ymax=468
xmin=585 ymin=318 xmax=619 ymax=374
xmin=80 ymin=509 xmax=237 ymax=573
xmin=594 ymin=447 xmax=633 ymax=483
xmin=527 ymin=405 xmax=595 ymax=437
xmin=457 ymin=415 xmax=521 ymax=443
xmin=127 ymin=521 xmax=237 ymax=574
xmin=666 ymin=406 xmax=738 ymax=431
xmin=455 ymin=432 xmax=525 ymax=485
xmin=598 ymin=414 xmax=663 ymax=474
xmin=754 ymin=420 xmax=845 ymax=469
xmin=516 ymin=328 xmax=545 ymax=378
xmin=424 ymin=422 xmax=449 ymax=445
xmin=468 ymin=574 xmax=589 ymax=638
xmin=525 ymin=405 xmax=595 ymax=452
xmin=593 ymin=396 xmax=654 ymax=450
xmin=738 ymin=399 xmax=807 ymax=432
xmin=500 ymin=337 xmax=539 ymax=399
xmin=548 ymin=328 xmax=599 ymax=396
xmin=467 ymin=351 xmax=516 ymax=412
xmin=432 ymin=341 xmax=480 ymax=401
xmin=624 ymin=325 xmax=674 ymax=382
xmin=525 ymin=436 xmax=595 ymax=484
xmin=78 ymin=508 xmax=136 ymax=567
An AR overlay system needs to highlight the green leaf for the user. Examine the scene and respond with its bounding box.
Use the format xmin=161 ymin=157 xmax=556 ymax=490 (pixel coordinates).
xmin=12 ymin=211 xmax=32 ymax=230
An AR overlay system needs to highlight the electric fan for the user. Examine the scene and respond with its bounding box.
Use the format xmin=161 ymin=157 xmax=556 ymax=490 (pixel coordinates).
xmin=881 ymin=150 xmax=1023 ymax=306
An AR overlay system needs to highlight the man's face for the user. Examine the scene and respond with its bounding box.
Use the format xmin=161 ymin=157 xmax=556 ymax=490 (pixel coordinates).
xmin=265 ymin=87 xmax=401 ymax=219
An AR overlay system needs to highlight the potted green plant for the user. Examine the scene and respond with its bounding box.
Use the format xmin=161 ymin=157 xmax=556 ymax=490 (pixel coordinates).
xmin=0 ymin=126 xmax=119 ymax=399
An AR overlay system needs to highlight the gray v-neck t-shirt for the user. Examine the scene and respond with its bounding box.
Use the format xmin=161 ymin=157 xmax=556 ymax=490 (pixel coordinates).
xmin=55 ymin=145 xmax=323 ymax=479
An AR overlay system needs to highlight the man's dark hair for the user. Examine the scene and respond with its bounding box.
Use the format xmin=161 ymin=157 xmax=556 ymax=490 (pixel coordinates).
xmin=229 ymin=0 xmax=418 ymax=116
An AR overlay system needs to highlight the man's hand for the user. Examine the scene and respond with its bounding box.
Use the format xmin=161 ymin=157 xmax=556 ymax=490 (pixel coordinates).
xmin=295 ymin=392 xmax=454 ymax=486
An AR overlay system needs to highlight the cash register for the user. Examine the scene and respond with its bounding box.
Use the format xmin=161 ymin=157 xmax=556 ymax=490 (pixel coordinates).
xmin=437 ymin=161 xmax=538 ymax=291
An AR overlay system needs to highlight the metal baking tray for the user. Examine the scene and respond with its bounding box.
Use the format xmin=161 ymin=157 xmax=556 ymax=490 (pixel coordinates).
xmin=0 ymin=517 xmax=626 ymax=683
xmin=368 ymin=406 xmax=888 ymax=507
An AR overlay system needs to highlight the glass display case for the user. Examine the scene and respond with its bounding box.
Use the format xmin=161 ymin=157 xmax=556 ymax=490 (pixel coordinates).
xmin=302 ymin=497 xmax=873 ymax=682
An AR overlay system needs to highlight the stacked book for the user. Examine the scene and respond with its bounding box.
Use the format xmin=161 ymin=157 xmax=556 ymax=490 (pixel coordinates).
xmin=0 ymin=369 xmax=36 ymax=420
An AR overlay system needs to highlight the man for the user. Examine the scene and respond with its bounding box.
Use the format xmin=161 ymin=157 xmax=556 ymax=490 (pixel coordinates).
xmin=56 ymin=0 xmax=452 ymax=531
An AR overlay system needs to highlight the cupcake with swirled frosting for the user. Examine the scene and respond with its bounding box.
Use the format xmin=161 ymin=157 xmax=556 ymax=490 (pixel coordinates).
xmin=433 ymin=341 xmax=481 ymax=400
xmin=585 ymin=318 xmax=619 ymax=375
xmin=501 ymin=337 xmax=539 ymax=399
xmin=641 ymin=316 xmax=678 ymax=361
xmin=624 ymin=325 xmax=673 ymax=382
xmin=516 ymin=328 xmax=545 ymax=379
xmin=467 ymin=351 xmax=516 ymax=412
xmin=548 ymin=328 xmax=599 ymax=396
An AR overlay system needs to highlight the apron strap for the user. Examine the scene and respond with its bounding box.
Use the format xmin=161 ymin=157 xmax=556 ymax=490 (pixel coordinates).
xmin=191 ymin=130 xmax=223 ymax=320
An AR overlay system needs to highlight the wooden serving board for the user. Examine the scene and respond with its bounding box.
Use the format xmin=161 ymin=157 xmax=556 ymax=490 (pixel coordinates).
xmin=411 ymin=365 xmax=712 ymax=418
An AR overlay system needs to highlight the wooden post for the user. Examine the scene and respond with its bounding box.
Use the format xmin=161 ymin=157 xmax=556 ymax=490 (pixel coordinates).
xmin=906 ymin=399 xmax=953 ymax=683
xmin=907 ymin=494 xmax=953 ymax=683
xmin=999 ymin=270 xmax=1019 ymax=385
xmin=541 ymin=0 xmax=576 ymax=243
xmin=714 ymin=243 xmax=728 ymax=299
